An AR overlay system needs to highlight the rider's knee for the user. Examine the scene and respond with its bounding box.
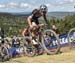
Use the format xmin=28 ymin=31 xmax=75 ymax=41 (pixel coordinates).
xmin=22 ymin=28 xmax=29 ymax=37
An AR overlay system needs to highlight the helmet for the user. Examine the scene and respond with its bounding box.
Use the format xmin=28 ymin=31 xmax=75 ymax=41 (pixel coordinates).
xmin=39 ymin=4 xmax=47 ymax=13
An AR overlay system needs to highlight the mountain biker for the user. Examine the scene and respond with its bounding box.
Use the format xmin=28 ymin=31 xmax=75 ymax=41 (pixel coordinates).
xmin=22 ymin=4 xmax=49 ymax=44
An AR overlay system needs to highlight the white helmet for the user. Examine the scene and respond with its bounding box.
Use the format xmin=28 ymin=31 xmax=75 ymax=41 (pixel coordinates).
xmin=40 ymin=4 xmax=47 ymax=13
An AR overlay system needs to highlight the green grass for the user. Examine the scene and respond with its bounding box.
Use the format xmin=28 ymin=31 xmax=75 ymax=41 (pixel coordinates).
xmin=0 ymin=49 xmax=75 ymax=63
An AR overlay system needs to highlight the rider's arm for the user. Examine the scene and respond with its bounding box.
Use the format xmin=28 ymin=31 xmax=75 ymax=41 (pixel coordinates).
xmin=43 ymin=14 xmax=48 ymax=24
xmin=27 ymin=16 xmax=32 ymax=27
xmin=43 ymin=14 xmax=50 ymax=28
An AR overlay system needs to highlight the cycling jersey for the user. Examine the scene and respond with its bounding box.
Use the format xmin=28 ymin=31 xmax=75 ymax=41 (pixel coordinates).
xmin=31 ymin=14 xmax=40 ymax=25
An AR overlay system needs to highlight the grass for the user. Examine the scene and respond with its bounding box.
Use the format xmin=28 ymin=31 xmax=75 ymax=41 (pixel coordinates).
xmin=0 ymin=48 xmax=75 ymax=63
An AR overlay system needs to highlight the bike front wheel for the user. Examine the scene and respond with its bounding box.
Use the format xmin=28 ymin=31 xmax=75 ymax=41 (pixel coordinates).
xmin=68 ymin=28 xmax=75 ymax=49
xmin=42 ymin=29 xmax=60 ymax=55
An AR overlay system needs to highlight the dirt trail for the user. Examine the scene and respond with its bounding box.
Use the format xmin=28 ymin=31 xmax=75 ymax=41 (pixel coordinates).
xmin=0 ymin=48 xmax=75 ymax=63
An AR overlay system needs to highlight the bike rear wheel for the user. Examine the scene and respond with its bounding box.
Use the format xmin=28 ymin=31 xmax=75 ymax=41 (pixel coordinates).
xmin=42 ymin=29 xmax=60 ymax=55
xmin=23 ymin=37 xmax=36 ymax=57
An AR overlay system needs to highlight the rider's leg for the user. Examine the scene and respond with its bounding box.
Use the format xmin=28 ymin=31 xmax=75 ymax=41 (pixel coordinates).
xmin=29 ymin=22 xmax=40 ymax=45
xmin=22 ymin=28 xmax=29 ymax=37
xmin=22 ymin=27 xmax=31 ymax=45
xmin=31 ymin=27 xmax=39 ymax=45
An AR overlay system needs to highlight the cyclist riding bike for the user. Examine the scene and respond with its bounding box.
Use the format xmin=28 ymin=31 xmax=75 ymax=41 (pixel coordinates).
xmin=22 ymin=4 xmax=49 ymax=45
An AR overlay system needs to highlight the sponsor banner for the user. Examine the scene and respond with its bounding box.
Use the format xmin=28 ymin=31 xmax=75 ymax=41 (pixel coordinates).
xmin=45 ymin=32 xmax=75 ymax=48
xmin=52 ymin=32 xmax=75 ymax=45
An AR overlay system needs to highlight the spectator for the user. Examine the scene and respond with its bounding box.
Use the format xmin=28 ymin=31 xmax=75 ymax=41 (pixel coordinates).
xmin=11 ymin=36 xmax=20 ymax=48
xmin=52 ymin=24 xmax=59 ymax=35
xmin=0 ymin=27 xmax=5 ymax=44
xmin=0 ymin=27 xmax=5 ymax=39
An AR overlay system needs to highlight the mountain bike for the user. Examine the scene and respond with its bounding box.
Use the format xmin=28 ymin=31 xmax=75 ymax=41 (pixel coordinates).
xmin=23 ymin=24 xmax=60 ymax=57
